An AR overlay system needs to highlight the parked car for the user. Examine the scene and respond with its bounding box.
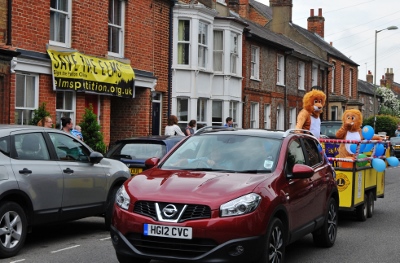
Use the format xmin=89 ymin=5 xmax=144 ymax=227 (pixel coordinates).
xmin=110 ymin=128 xmax=339 ymax=263
xmin=105 ymin=135 xmax=186 ymax=176
xmin=390 ymin=136 xmax=400 ymax=158
xmin=320 ymin=121 xmax=342 ymax=139
xmin=0 ymin=125 xmax=130 ymax=259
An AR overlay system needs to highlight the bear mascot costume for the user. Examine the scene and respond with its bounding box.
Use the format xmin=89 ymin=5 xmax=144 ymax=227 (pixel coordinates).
xmin=336 ymin=109 xmax=381 ymax=159
xmin=295 ymin=89 xmax=326 ymax=139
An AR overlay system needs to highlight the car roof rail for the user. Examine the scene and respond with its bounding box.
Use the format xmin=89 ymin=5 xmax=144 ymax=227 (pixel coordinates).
xmin=194 ymin=126 xmax=238 ymax=135
xmin=283 ymin=129 xmax=316 ymax=138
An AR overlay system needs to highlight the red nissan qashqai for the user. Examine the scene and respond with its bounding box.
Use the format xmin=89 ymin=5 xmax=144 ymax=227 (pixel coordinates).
xmin=110 ymin=128 xmax=338 ymax=263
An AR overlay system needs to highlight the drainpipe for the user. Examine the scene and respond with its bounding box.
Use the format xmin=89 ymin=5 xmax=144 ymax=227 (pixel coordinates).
xmin=167 ymin=0 xmax=177 ymax=118
xmin=7 ymin=0 xmax=12 ymax=45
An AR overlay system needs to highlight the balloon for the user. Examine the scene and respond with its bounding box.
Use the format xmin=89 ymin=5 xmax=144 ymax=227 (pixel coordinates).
xmin=363 ymin=143 xmax=374 ymax=153
xmin=362 ymin=125 xmax=374 ymax=140
xmin=359 ymin=143 xmax=366 ymax=153
xmin=372 ymin=158 xmax=386 ymax=172
xmin=375 ymin=144 xmax=385 ymax=157
xmin=356 ymin=154 xmax=368 ymax=167
xmin=349 ymin=144 xmax=358 ymax=154
xmin=386 ymin=156 xmax=400 ymax=167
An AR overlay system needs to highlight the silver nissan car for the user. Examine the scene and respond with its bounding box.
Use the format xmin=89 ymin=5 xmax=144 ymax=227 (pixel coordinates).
xmin=0 ymin=125 xmax=130 ymax=259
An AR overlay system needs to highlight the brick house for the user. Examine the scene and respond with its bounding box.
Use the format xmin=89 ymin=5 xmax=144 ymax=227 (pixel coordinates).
xmin=0 ymin=0 xmax=175 ymax=147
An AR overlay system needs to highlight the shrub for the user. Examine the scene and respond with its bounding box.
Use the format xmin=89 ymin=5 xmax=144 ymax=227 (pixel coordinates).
xmin=79 ymin=104 xmax=107 ymax=154
xmin=30 ymin=102 xmax=51 ymax=126
xmin=363 ymin=115 xmax=400 ymax=137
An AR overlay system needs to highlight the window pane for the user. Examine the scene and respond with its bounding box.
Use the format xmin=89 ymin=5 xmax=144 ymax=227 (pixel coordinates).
xmin=197 ymin=99 xmax=206 ymax=122
xmin=108 ymin=26 xmax=120 ymax=53
xmin=177 ymin=98 xmax=188 ymax=122
xmin=212 ymin=101 xmax=222 ymax=124
xmin=213 ymin=31 xmax=223 ymax=71
xmin=16 ymin=75 xmax=25 ymax=107
xmin=178 ymin=20 xmax=190 ymax=41
xmin=25 ymin=76 xmax=35 ymax=108
xmin=64 ymin=92 xmax=73 ymax=110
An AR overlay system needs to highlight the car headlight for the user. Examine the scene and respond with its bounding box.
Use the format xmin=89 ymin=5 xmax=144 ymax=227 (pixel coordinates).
xmin=116 ymin=185 xmax=130 ymax=210
xmin=220 ymin=193 xmax=261 ymax=217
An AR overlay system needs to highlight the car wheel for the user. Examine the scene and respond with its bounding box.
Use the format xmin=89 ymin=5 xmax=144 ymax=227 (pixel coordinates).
xmin=105 ymin=186 xmax=119 ymax=230
xmin=356 ymin=194 xmax=368 ymax=221
xmin=312 ymin=197 xmax=338 ymax=247
xmin=0 ymin=202 xmax=28 ymax=258
xmin=254 ymin=217 xmax=286 ymax=263
xmin=366 ymin=191 xmax=374 ymax=218
xmin=116 ymin=253 xmax=150 ymax=263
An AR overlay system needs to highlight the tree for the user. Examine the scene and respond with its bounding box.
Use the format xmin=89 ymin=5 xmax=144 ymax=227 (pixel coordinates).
xmin=363 ymin=115 xmax=399 ymax=137
xmin=79 ymin=104 xmax=107 ymax=154
xmin=30 ymin=102 xmax=51 ymax=126
xmin=376 ymin=86 xmax=400 ymax=117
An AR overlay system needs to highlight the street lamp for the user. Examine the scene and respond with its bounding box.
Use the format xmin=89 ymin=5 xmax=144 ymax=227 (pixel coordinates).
xmin=373 ymin=25 xmax=398 ymax=130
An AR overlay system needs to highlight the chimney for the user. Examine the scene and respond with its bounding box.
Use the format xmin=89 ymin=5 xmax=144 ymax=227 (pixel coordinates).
xmin=380 ymin=75 xmax=386 ymax=87
xmin=385 ymin=68 xmax=394 ymax=88
xmin=269 ymin=0 xmax=293 ymax=34
xmin=238 ymin=0 xmax=249 ymax=19
xmin=366 ymin=70 xmax=373 ymax=83
xmin=307 ymin=8 xmax=325 ymax=38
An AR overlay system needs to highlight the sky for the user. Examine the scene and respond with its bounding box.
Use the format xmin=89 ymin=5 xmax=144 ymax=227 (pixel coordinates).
xmin=255 ymin=0 xmax=400 ymax=82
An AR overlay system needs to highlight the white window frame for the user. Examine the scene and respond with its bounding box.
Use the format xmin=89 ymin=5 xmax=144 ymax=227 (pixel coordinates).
xmin=251 ymin=46 xmax=260 ymax=80
xmin=229 ymin=101 xmax=238 ymax=126
xmin=298 ymin=61 xmax=305 ymax=90
xmin=250 ymin=102 xmax=259 ymax=128
xmin=197 ymin=98 xmax=207 ymax=124
xmin=289 ymin=108 xmax=296 ymax=129
xmin=198 ymin=21 xmax=208 ymax=68
xmin=15 ymin=73 xmax=39 ymax=125
xmin=49 ymin=0 xmax=72 ymax=47
xmin=312 ymin=64 xmax=318 ymax=87
xmin=264 ymin=104 xmax=271 ymax=129
xmin=331 ymin=63 xmax=336 ymax=93
xmin=230 ymin=32 xmax=239 ymax=74
xmin=177 ymin=97 xmax=189 ymax=124
xmin=177 ymin=20 xmax=191 ymax=65
xmin=277 ymin=54 xmax=284 ymax=85
xmin=56 ymin=91 xmax=76 ymax=129
xmin=108 ymin=0 xmax=125 ymax=57
xmin=349 ymin=69 xmax=353 ymax=97
xmin=213 ymin=30 xmax=224 ymax=72
xmin=341 ymin=66 xmax=344 ymax=94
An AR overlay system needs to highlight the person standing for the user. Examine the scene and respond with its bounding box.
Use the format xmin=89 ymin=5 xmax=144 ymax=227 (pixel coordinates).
xmin=165 ymin=115 xmax=185 ymax=136
xmin=185 ymin=120 xmax=196 ymax=136
xmin=395 ymin=125 xmax=400 ymax=137
xmin=224 ymin=117 xmax=233 ymax=127
xmin=61 ymin=117 xmax=74 ymax=135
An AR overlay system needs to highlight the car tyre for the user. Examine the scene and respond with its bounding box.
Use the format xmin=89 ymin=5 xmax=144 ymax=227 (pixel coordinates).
xmin=116 ymin=253 xmax=150 ymax=263
xmin=254 ymin=217 xmax=286 ymax=263
xmin=356 ymin=194 xmax=368 ymax=221
xmin=312 ymin=197 xmax=338 ymax=247
xmin=105 ymin=186 xmax=120 ymax=230
xmin=366 ymin=191 xmax=374 ymax=218
xmin=0 ymin=202 xmax=27 ymax=259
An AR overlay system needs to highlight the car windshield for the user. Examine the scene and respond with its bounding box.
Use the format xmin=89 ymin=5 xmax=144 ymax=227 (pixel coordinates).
xmin=162 ymin=134 xmax=281 ymax=173
xmin=117 ymin=143 xmax=167 ymax=160
xmin=320 ymin=123 xmax=341 ymax=138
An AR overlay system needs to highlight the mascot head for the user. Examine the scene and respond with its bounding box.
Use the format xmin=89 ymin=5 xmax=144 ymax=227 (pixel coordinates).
xmin=303 ymin=90 xmax=326 ymax=118
xmin=342 ymin=109 xmax=363 ymax=132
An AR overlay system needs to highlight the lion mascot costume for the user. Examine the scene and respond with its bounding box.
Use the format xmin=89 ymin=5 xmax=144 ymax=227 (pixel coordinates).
xmin=336 ymin=109 xmax=381 ymax=158
xmin=295 ymin=89 xmax=326 ymax=139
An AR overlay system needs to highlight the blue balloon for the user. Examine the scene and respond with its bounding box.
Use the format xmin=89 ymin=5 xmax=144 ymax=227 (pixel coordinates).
xmin=375 ymin=144 xmax=385 ymax=156
xmin=350 ymin=144 xmax=358 ymax=154
xmin=359 ymin=144 xmax=366 ymax=153
xmin=387 ymin=156 xmax=400 ymax=167
xmin=362 ymin=125 xmax=374 ymax=140
xmin=363 ymin=143 xmax=374 ymax=153
xmin=372 ymin=158 xmax=386 ymax=172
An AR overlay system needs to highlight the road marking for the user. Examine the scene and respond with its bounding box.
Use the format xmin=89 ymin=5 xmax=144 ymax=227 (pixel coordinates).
xmin=51 ymin=245 xmax=80 ymax=253
xmin=100 ymin=237 xmax=111 ymax=241
xmin=10 ymin=260 xmax=26 ymax=263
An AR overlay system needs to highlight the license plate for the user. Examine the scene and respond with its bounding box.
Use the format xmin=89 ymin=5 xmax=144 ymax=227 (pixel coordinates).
xmin=129 ymin=168 xmax=142 ymax=175
xmin=144 ymin=224 xmax=192 ymax=239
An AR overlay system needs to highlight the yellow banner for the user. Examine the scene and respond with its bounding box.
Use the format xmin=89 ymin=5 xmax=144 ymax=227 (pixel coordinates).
xmin=47 ymin=50 xmax=135 ymax=98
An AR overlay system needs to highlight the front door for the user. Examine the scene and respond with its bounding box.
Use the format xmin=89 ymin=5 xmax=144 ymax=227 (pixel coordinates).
xmin=152 ymin=93 xmax=162 ymax=135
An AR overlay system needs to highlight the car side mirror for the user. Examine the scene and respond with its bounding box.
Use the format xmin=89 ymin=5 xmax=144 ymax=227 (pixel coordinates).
xmin=90 ymin=151 xmax=104 ymax=164
xmin=290 ymin=164 xmax=314 ymax=179
xmin=145 ymin=157 xmax=160 ymax=169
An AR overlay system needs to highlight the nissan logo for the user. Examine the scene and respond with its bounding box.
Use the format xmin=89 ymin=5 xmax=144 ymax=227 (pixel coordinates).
xmin=162 ymin=204 xmax=178 ymax=218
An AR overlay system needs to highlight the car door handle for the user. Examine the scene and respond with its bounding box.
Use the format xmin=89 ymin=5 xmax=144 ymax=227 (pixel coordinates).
xmin=19 ymin=168 xmax=32 ymax=174
xmin=63 ymin=168 xmax=74 ymax=174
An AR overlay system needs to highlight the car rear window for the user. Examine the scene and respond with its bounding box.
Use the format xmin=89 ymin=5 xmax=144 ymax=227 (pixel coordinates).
xmin=320 ymin=123 xmax=341 ymax=138
xmin=118 ymin=143 xmax=167 ymax=160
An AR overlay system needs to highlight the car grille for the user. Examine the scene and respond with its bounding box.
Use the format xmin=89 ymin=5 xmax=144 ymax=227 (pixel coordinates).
xmin=125 ymin=233 xmax=217 ymax=258
xmin=134 ymin=201 xmax=211 ymax=222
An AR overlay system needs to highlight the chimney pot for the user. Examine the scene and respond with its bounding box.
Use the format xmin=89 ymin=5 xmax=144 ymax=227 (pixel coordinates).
xmin=310 ymin=9 xmax=314 ymax=17
xmin=318 ymin=8 xmax=322 ymax=16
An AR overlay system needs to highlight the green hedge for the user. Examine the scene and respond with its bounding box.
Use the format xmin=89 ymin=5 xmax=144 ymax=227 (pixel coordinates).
xmin=363 ymin=115 xmax=400 ymax=137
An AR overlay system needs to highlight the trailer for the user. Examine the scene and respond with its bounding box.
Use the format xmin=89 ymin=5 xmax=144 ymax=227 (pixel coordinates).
xmin=320 ymin=138 xmax=390 ymax=221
